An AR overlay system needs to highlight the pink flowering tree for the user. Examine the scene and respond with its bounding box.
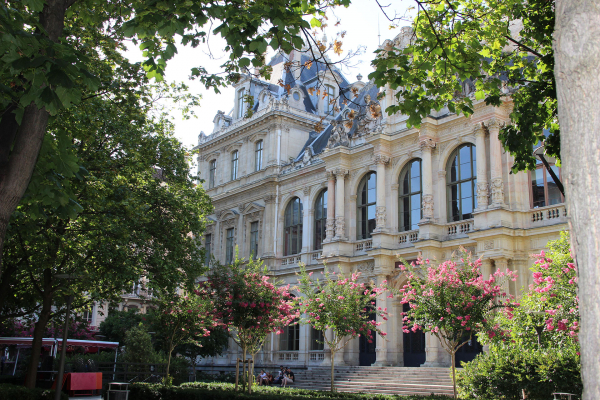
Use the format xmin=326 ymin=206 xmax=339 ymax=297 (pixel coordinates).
xmin=295 ymin=264 xmax=388 ymax=392
xmin=486 ymin=232 xmax=579 ymax=349
xmin=393 ymin=250 xmax=517 ymax=399
xmin=195 ymin=254 xmax=297 ymax=393
xmin=152 ymin=294 xmax=211 ymax=381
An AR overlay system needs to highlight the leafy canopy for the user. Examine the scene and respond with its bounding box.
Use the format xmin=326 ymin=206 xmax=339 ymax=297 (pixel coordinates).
xmin=369 ymin=0 xmax=557 ymax=172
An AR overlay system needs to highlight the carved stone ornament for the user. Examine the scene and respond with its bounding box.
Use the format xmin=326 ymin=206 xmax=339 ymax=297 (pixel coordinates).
xmin=476 ymin=182 xmax=489 ymax=209
xmin=303 ymin=186 xmax=311 ymax=197
xmin=485 ymin=117 xmax=505 ymax=132
xmin=490 ymin=177 xmax=505 ymax=205
xmin=223 ymin=218 xmax=236 ymax=229
xmin=280 ymin=146 xmax=321 ymax=175
xmin=325 ymin=218 xmax=336 ymax=242
xmin=472 ymin=122 xmax=487 ymax=137
xmin=238 ymin=203 xmax=246 ymax=211
xmin=484 ymin=240 xmax=494 ymax=250
xmin=334 ymin=168 xmax=349 ymax=179
xmin=357 ymin=261 xmax=375 ymax=275
xmin=375 ymin=206 xmax=387 ymax=231
xmin=374 ymin=154 xmax=390 ymax=165
xmin=263 ymin=194 xmax=276 ymax=204
xmin=354 ymin=98 xmax=384 ymax=138
xmin=326 ymin=170 xmax=336 ymax=180
xmin=422 ymin=194 xmax=434 ymax=219
xmin=334 ymin=216 xmax=346 ymax=240
xmin=419 ymin=137 xmax=437 ymax=151
xmin=327 ymin=120 xmax=350 ymax=149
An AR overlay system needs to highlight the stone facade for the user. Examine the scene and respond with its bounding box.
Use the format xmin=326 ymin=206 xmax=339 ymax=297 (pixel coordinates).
xmin=193 ymin=47 xmax=567 ymax=369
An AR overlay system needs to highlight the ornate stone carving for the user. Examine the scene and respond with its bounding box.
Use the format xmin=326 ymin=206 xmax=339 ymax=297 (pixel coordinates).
xmin=334 ymin=216 xmax=346 ymax=240
xmin=334 ymin=168 xmax=349 ymax=179
xmin=354 ymin=98 xmax=384 ymax=137
xmin=484 ymin=240 xmax=494 ymax=250
xmin=375 ymin=206 xmax=387 ymax=231
xmin=476 ymin=182 xmax=489 ymax=209
xmin=485 ymin=117 xmax=505 ymax=132
xmin=223 ymin=218 xmax=237 ymax=228
xmin=472 ymin=122 xmax=486 ymax=137
xmin=357 ymin=261 xmax=375 ymax=274
xmin=422 ymin=194 xmax=434 ymax=220
xmin=326 ymin=170 xmax=336 ymax=180
xmin=238 ymin=203 xmax=245 ymax=211
xmin=263 ymin=194 xmax=276 ymax=204
xmin=374 ymin=154 xmax=390 ymax=165
xmin=327 ymin=121 xmax=350 ymax=149
xmin=303 ymin=186 xmax=311 ymax=197
xmin=325 ymin=218 xmax=336 ymax=242
xmin=419 ymin=137 xmax=437 ymax=151
xmin=490 ymin=177 xmax=505 ymax=205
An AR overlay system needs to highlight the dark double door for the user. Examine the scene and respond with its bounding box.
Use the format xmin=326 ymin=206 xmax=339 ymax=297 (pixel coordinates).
xmin=358 ymin=309 xmax=376 ymax=366
xmin=403 ymin=304 xmax=426 ymax=367
xmin=455 ymin=334 xmax=483 ymax=366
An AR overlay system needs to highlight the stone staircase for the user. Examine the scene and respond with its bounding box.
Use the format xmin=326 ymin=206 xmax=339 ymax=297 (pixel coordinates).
xmin=290 ymin=366 xmax=454 ymax=397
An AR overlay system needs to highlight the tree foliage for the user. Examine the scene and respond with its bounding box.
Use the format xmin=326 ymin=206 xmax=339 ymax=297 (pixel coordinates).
xmin=295 ymin=264 xmax=388 ymax=392
xmin=370 ymin=0 xmax=557 ymax=172
xmin=392 ymin=252 xmax=517 ymax=399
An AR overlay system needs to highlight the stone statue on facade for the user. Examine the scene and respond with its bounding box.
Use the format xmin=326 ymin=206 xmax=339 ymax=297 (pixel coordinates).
xmin=327 ymin=120 xmax=350 ymax=149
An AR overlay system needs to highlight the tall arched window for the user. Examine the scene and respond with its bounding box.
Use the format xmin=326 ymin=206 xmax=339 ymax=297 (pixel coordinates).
xmin=447 ymin=144 xmax=477 ymax=222
xmin=399 ymin=159 xmax=422 ymax=231
xmin=237 ymin=88 xmax=246 ymax=119
xmin=357 ymin=172 xmax=377 ymax=240
xmin=284 ymin=197 xmax=303 ymax=256
xmin=209 ymin=160 xmax=216 ymax=189
xmin=314 ymin=189 xmax=327 ymax=250
xmin=255 ymin=140 xmax=263 ymax=171
xmin=231 ymin=151 xmax=238 ymax=181
xmin=324 ymin=85 xmax=335 ymax=114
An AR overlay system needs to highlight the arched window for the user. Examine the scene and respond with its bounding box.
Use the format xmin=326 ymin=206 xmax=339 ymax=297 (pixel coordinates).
xmin=314 ymin=190 xmax=327 ymax=250
xmin=399 ymin=159 xmax=422 ymax=231
xmin=231 ymin=151 xmax=238 ymax=181
xmin=324 ymin=85 xmax=335 ymax=114
xmin=255 ymin=140 xmax=263 ymax=171
xmin=310 ymin=327 xmax=324 ymax=350
xmin=237 ymin=88 xmax=246 ymax=119
xmin=284 ymin=197 xmax=303 ymax=256
xmin=531 ymin=159 xmax=563 ymax=208
xmin=281 ymin=321 xmax=300 ymax=351
xmin=357 ymin=172 xmax=377 ymax=240
xmin=447 ymin=144 xmax=477 ymax=222
xmin=209 ymin=160 xmax=216 ymax=188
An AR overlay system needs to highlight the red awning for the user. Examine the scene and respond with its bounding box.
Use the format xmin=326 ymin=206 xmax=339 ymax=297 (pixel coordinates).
xmin=55 ymin=339 xmax=119 ymax=349
xmin=0 ymin=337 xmax=56 ymax=347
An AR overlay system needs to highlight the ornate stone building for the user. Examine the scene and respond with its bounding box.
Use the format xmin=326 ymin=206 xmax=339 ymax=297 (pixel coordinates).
xmin=194 ymin=37 xmax=567 ymax=368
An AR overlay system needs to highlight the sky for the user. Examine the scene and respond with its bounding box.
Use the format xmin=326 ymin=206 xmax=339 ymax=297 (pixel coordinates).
xmin=125 ymin=0 xmax=412 ymax=151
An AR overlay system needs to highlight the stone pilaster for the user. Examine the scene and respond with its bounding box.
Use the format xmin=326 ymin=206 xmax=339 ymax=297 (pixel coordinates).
xmin=473 ymin=123 xmax=489 ymax=210
xmin=374 ymin=154 xmax=390 ymax=232
xmin=262 ymin=195 xmax=276 ymax=257
xmin=419 ymin=138 xmax=436 ymax=221
xmin=486 ymin=118 xmax=506 ymax=207
xmin=325 ymin=170 xmax=336 ymax=242
xmin=334 ymin=168 xmax=348 ymax=240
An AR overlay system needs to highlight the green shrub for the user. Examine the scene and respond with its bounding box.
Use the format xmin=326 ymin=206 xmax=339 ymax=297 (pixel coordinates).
xmin=129 ymin=382 xmax=452 ymax=400
xmin=0 ymin=384 xmax=68 ymax=400
xmin=457 ymin=345 xmax=582 ymax=399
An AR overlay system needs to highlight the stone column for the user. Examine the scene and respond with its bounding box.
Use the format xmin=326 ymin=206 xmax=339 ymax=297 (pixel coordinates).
xmin=419 ymin=139 xmax=436 ymax=221
xmin=374 ymin=155 xmax=390 ymax=232
xmin=325 ymin=170 xmax=336 ymax=243
xmin=390 ymin=184 xmax=399 ymax=232
xmin=423 ymin=333 xmax=448 ymax=367
xmin=480 ymin=259 xmax=493 ymax=282
xmin=302 ymin=187 xmax=311 ymax=255
xmin=334 ymin=168 xmax=348 ymax=240
xmin=262 ymin=195 xmax=276 ymax=258
xmin=474 ymin=123 xmax=489 ymax=210
xmin=494 ymin=258 xmax=510 ymax=297
xmin=374 ymin=274 xmax=389 ymax=366
xmin=486 ymin=118 xmax=506 ymax=206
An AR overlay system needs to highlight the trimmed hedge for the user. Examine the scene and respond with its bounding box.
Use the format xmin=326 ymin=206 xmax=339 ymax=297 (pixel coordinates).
xmin=0 ymin=384 xmax=69 ymax=400
xmin=129 ymin=382 xmax=451 ymax=400
xmin=456 ymin=346 xmax=582 ymax=400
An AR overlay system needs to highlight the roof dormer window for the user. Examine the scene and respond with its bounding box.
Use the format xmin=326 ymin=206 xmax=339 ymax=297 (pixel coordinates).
xmin=237 ymin=88 xmax=246 ymax=119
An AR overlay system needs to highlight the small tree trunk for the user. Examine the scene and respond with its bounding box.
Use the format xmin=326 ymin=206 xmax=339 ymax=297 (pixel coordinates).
xmin=24 ymin=293 xmax=53 ymax=388
xmin=242 ymin=347 xmax=247 ymax=392
xmin=166 ymin=340 xmax=173 ymax=380
xmin=330 ymin=349 xmax=335 ymax=392
xmin=248 ymin=355 xmax=254 ymax=394
xmin=451 ymin=351 xmax=457 ymax=400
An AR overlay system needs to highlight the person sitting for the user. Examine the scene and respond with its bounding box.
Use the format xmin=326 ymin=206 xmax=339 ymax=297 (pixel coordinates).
xmin=266 ymin=372 xmax=274 ymax=385
xmin=257 ymin=370 xmax=268 ymax=386
xmin=273 ymin=366 xmax=284 ymax=384
xmin=282 ymin=367 xmax=295 ymax=387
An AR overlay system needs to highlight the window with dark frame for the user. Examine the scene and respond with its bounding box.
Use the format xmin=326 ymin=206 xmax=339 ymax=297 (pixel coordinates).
xmin=237 ymin=88 xmax=246 ymax=119
xmin=205 ymin=234 xmax=212 ymax=263
xmin=280 ymin=320 xmax=300 ymax=351
xmin=531 ymin=159 xmax=563 ymax=208
xmin=399 ymin=159 xmax=422 ymax=231
xmin=231 ymin=151 xmax=238 ymax=181
xmin=357 ymin=172 xmax=377 ymax=240
xmin=324 ymin=85 xmax=335 ymax=114
xmin=255 ymin=140 xmax=263 ymax=171
xmin=310 ymin=327 xmax=324 ymax=350
xmin=209 ymin=160 xmax=216 ymax=189
xmin=250 ymin=221 xmax=259 ymax=258
xmin=314 ymin=189 xmax=328 ymax=250
xmin=284 ymin=197 xmax=303 ymax=256
xmin=447 ymin=144 xmax=477 ymax=222
xmin=225 ymin=228 xmax=234 ymax=264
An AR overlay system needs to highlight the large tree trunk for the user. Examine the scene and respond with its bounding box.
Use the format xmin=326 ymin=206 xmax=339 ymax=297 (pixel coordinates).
xmin=554 ymin=2 xmax=600 ymax=399
xmin=0 ymin=0 xmax=71 ymax=277
xmin=24 ymin=289 xmax=53 ymax=388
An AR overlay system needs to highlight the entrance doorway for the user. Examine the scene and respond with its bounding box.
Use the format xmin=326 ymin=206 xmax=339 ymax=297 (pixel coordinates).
xmin=455 ymin=334 xmax=483 ymax=366
xmin=358 ymin=309 xmax=376 ymax=366
xmin=402 ymin=304 xmax=425 ymax=367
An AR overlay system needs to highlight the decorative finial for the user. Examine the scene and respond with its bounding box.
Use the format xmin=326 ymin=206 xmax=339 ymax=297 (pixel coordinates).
xmin=357 ymin=73 xmax=363 ymax=81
